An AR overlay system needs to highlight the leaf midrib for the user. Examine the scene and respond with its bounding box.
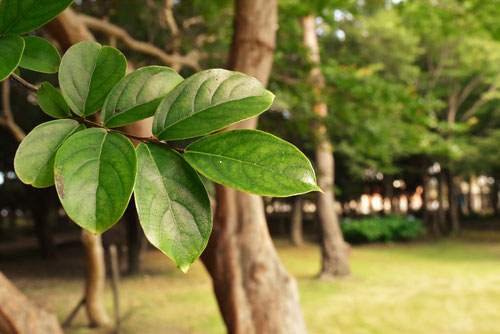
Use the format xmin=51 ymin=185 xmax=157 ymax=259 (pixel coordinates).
xmin=185 ymin=150 xmax=311 ymax=185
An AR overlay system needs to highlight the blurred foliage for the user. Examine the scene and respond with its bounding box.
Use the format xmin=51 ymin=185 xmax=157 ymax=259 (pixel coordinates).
xmin=341 ymin=215 xmax=425 ymax=244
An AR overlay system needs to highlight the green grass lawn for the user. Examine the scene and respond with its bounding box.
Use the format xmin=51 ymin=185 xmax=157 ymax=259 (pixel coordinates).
xmin=13 ymin=232 xmax=500 ymax=334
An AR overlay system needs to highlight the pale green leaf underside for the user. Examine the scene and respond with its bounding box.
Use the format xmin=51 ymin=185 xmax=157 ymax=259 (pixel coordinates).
xmin=0 ymin=35 xmax=24 ymax=81
xmin=14 ymin=119 xmax=84 ymax=188
xmin=59 ymin=41 xmax=127 ymax=116
xmin=134 ymin=143 xmax=212 ymax=272
xmin=54 ymin=128 xmax=137 ymax=234
xmin=0 ymin=0 xmax=74 ymax=35
xmin=37 ymin=82 xmax=70 ymax=118
xmin=184 ymin=130 xmax=321 ymax=197
xmin=20 ymin=36 xmax=60 ymax=73
xmin=102 ymin=66 xmax=183 ymax=128
xmin=152 ymin=69 xmax=275 ymax=141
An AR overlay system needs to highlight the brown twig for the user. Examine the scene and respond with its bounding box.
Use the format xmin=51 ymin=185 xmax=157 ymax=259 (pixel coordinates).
xmin=76 ymin=13 xmax=202 ymax=72
xmin=9 ymin=74 xmax=185 ymax=153
xmin=11 ymin=73 xmax=40 ymax=92
xmin=1 ymin=80 xmax=27 ymax=142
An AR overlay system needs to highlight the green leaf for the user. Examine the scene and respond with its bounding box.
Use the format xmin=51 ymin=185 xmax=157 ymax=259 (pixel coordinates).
xmin=0 ymin=0 xmax=74 ymax=35
xmin=20 ymin=36 xmax=60 ymax=73
xmin=184 ymin=130 xmax=321 ymax=197
xmin=54 ymin=128 xmax=137 ymax=234
xmin=14 ymin=119 xmax=84 ymax=188
xmin=134 ymin=143 xmax=212 ymax=272
xmin=37 ymin=82 xmax=70 ymax=118
xmin=59 ymin=41 xmax=127 ymax=116
xmin=152 ymin=69 xmax=275 ymax=141
xmin=102 ymin=66 xmax=183 ymax=128
xmin=0 ymin=35 xmax=24 ymax=81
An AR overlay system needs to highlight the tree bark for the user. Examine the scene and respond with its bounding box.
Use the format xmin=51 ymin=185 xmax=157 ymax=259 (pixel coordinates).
xmin=302 ymin=15 xmax=350 ymax=279
xmin=291 ymin=197 xmax=304 ymax=247
xmin=445 ymin=168 xmax=460 ymax=234
xmin=81 ymin=231 xmax=112 ymax=327
xmin=0 ymin=272 xmax=63 ymax=334
xmin=200 ymin=1 xmax=307 ymax=333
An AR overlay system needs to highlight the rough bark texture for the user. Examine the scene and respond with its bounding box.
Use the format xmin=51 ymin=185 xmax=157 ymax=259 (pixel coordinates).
xmin=291 ymin=197 xmax=304 ymax=247
xmin=302 ymin=15 xmax=350 ymax=279
xmin=200 ymin=1 xmax=307 ymax=333
xmin=46 ymin=10 xmax=111 ymax=328
xmin=0 ymin=272 xmax=63 ymax=334
xmin=81 ymin=231 xmax=112 ymax=327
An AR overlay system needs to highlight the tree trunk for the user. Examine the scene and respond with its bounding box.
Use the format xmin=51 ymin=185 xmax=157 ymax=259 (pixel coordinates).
xmin=81 ymin=231 xmax=111 ymax=327
xmin=200 ymin=1 xmax=307 ymax=333
xmin=384 ymin=175 xmax=395 ymax=214
xmin=302 ymin=15 xmax=350 ymax=279
xmin=31 ymin=188 xmax=57 ymax=259
xmin=124 ymin=198 xmax=144 ymax=275
xmin=423 ymin=175 xmax=440 ymax=236
xmin=0 ymin=272 xmax=63 ymax=334
xmin=437 ymin=172 xmax=447 ymax=232
xmin=445 ymin=168 xmax=460 ymax=234
xmin=291 ymin=197 xmax=304 ymax=247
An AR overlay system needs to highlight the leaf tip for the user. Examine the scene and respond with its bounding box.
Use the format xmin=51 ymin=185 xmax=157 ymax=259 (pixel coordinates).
xmin=178 ymin=263 xmax=191 ymax=274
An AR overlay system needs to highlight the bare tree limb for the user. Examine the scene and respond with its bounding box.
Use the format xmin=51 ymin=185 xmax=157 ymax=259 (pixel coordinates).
xmin=460 ymin=83 xmax=498 ymax=121
xmin=457 ymin=76 xmax=481 ymax=107
xmin=1 ymin=80 xmax=26 ymax=143
xmin=76 ymin=13 xmax=202 ymax=72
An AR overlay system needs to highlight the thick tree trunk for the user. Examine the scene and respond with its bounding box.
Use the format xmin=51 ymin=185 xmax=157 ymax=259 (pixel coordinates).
xmin=291 ymin=197 xmax=304 ymax=247
xmin=0 ymin=272 xmax=63 ymax=334
xmin=81 ymin=231 xmax=111 ymax=327
xmin=200 ymin=1 xmax=307 ymax=333
xmin=302 ymin=15 xmax=350 ymax=279
xmin=445 ymin=168 xmax=460 ymax=234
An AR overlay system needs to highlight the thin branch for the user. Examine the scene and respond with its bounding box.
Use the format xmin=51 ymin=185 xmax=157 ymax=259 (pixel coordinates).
xmin=11 ymin=73 xmax=40 ymax=92
xmin=7 ymin=75 xmax=185 ymax=153
xmin=1 ymin=80 xmax=26 ymax=142
xmin=460 ymin=83 xmax=498 ymax=121
xmin=447 ymin=84 xmax=460 ymax=124
xmin=74 ymin=117 xmax=185 ymax=153
xmin=456 ymin=76 xmax=481 ymax=107
xmin=77 ymin=13 xmax=202 ymax=72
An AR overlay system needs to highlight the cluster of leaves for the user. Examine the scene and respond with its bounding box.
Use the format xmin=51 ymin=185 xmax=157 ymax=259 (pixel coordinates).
xmin=341 ymin=215 xmax=424 ymax=244
xmin=0 ymin=0 xmax=320 ymax=272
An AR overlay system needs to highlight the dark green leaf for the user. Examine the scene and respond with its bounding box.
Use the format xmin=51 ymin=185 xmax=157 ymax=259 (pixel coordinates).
xmin=0 ymin=0 xmax=74 ymax=35
xmin=184 ymin=130 xmax=321 ymax=197
xmin=14 ymin=119 xmax=84 ymax=188
xmin=54 ymin=128 xmax=137 ymax=234
xmin=0 ymin=35 xmax=24 ymax=81
xmin=59 ymin=41 xmax=127 ymax=116
xmin=134 ymin=143 xmax=212 ymax=272
xmin=20 ymin=36 xmax=60 ymax=73
xmin=37 ymin=82 xmax=70 ymax=118
xmin=102 ymin=66 xmax=183 ymax=128
xmin=152 ymin=69 xmax=275 ymax=140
